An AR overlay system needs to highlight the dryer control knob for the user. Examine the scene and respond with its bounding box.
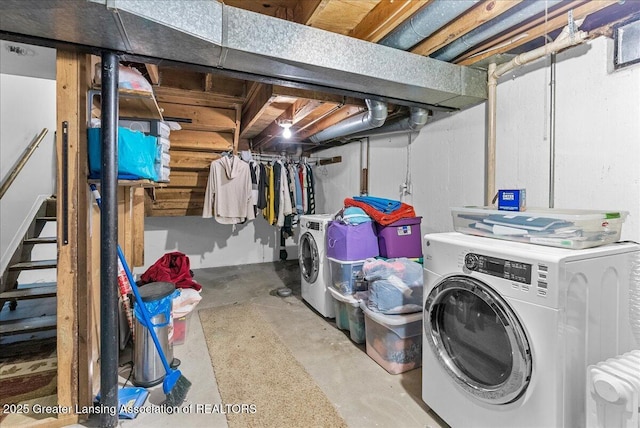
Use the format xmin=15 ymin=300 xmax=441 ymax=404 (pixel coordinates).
xmin=465 ymin=254 xmax=479 ymax=270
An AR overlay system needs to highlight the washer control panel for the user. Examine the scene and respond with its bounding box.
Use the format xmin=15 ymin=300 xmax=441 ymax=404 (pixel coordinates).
xmin=465 ymin=253 xmax=532 ymax=285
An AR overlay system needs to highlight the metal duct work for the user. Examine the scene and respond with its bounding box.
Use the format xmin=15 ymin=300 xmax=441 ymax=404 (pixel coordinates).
xmin=0 ymin=0 xmax=487 ymax=110
xmin=432 ymin=0 xmax=563 ymax=62
xmin=309 ymin=100 xmax=388 ymax=144
xmin=347 ymin=107 xmax=430 ymax=139
xmin=379 ymin=0 xmax=480 ymax=51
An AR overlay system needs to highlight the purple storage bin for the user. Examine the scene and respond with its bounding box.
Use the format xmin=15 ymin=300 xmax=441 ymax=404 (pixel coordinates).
xmin=375 ymin=217 xmax=423 ymax=258
xmin=326 ymin=221 xmax=379 ymax=261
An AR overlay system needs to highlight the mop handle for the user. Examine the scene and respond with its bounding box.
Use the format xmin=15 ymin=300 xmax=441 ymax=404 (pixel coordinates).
xmin=90 ymin=184 xmax=173 ymax=373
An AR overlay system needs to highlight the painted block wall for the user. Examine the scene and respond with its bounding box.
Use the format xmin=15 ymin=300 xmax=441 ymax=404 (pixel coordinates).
xmin=313 ymin=37 xmax=640 ymax=242
xmin=0 ymin=72 xmax=57 ymax=273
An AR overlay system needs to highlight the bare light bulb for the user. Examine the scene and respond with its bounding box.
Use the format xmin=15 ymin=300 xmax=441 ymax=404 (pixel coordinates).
xmin=282 ymin=126 xmax=292 ymax=139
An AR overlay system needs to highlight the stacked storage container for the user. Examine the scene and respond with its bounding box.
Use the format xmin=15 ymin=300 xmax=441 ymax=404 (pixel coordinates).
xmin=360 ymin=257 xmax=423 ymax=374
xmin=153 ymin=121 xmax=171 ymax=182
xmin=326 ymin=215 xmax=379 ymax=344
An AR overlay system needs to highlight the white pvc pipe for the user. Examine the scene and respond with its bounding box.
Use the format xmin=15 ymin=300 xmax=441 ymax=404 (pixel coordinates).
xmin=485 ymin=25 xmax=588 ymax=206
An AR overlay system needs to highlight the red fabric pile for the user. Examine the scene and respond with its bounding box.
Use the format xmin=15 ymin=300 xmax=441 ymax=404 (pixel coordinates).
xmin=344 ymin=198 xmax=416 ymax=226
xmin=139 ymin=251 xmax=202 ymax=291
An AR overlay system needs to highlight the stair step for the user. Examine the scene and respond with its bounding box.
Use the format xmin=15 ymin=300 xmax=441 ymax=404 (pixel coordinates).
xmin=23 ymin=237 xmax=57 ymax=245
xmin=8 ymin=260 xmax=57 ymax=271
xmin=0 ymin=285 xmax=57 ymax=301
xmin=0 ymin=315 xmax=57 ymax=336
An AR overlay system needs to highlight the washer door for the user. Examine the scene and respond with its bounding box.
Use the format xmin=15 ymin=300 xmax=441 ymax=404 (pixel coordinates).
xmin=299 ymin=232 xmax=319 ymax=284
xmin=424 ymin=275 xmax=532 ymax=404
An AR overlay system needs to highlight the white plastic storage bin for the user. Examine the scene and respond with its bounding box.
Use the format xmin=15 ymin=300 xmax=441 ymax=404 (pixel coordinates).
xmin=451 ymin=206 xmax=628 ymax=249
xmin=361 ymin=304 xmax=422 ymax=374
xmin=327 ymin=257 xmax=368 ymax=294
xmin=327 ymin=287 xmax=365 ymax=344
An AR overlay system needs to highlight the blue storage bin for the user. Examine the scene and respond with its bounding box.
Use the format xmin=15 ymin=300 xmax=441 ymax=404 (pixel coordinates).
xmin=88 ymin=127 xmax=158 ymax=181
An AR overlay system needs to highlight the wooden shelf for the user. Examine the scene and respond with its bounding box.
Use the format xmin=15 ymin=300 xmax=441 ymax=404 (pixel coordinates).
xmin=88 ymin=179 xmax=167 ymax=188
xmin=90 ymin=88 xmax=164 ymax=121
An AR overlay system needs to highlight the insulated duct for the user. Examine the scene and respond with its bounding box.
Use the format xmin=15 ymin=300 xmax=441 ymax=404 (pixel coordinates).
xmin=379 ymin=0 xmax=480 ymax=51
xmin=432 ymin=0 xmax=563 ymax=62
xmin=309 ymin=100 xmax=388 ymax=144
xmin=0 ymin=0 xmax=487 ymax=110
xmin=347 ymin=107 xmax=430 ymax=139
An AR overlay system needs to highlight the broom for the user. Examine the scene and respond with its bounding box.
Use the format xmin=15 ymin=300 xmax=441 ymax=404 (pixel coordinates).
xmin=90 ymin=184 xmax=191 ymax=407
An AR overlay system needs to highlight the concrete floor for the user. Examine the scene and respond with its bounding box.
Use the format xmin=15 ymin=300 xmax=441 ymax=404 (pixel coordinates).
xmin=77 ymin=260 xmax=448 ymax=428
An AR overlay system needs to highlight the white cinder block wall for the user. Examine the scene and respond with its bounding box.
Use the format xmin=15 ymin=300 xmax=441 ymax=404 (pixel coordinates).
xmin=314 ymin=37 xmax=640 ymax=243
xmin=0 ymin=70 xmax=57 ymax=273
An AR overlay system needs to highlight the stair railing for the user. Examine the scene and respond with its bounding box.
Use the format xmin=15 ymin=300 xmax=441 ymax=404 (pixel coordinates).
xmin=0 ymin=128 xmax=49 ymax=199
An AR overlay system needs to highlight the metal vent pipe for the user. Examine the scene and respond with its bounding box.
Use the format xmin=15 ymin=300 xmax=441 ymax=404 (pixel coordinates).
xmin=347 ymin=107 xmax=430 ymax=139
xmin=379 ymin=0 xmax=480 ymax=51
xmin=309 ymin=99 xmax=388 ymax=144
xmin=432 ymin=0 xmax=563 ymax=62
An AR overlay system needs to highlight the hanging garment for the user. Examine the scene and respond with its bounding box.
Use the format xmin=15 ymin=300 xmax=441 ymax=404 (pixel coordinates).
xmin=276 ymin=160 xmax=294 ymax=227
xmin=305 ymin=163 xmax=315 ymax=214
xmin=265 ymin=164 xmax=276 ymax=225
xmin=139 ymin=251 xmax=202 ymax=291
xmin=257 ymin=163 xmax=267 ymax=210
xmin=344 ymin=197 xmax=416 ymax=226
xmin=300 ymin=164 xmax=308 ymax=214
xmin=272 ymin=161 xmax=282 ymax=224
xmin=249 ymin=160 xmax=259 ymax=213
xmin=293 ymin=164 xmax=303 ymax=214
xmin=203 ymin=155 xmax=255 ymax=224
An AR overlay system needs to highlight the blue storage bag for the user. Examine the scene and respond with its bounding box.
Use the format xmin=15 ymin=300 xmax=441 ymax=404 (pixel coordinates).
xmin=88 ymin=127 xmax=158 ymax=181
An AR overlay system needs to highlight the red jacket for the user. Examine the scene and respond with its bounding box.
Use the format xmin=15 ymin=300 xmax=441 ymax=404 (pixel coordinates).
xmin=139 ymin=251 xmax=202 ymax=291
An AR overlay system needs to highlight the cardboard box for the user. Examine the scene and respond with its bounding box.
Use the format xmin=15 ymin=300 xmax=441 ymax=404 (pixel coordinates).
xmin=498 ymin=189 xmax=526 ymax=211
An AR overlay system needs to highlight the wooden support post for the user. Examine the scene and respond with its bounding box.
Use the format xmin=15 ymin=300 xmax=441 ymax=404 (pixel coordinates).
xmin=56 ymin=48 xmax=84 ymax=423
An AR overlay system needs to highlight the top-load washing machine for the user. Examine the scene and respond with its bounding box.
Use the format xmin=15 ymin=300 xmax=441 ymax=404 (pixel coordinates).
xmin=421 ymin=232 xmax=640 ymax=428
xmin=299 ymin=214 xmax=335 ymax=318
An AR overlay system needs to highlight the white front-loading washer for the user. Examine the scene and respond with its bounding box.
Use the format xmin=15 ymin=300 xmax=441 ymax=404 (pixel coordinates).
xmin=299 ymin=214 xmax=335 ymax=318
xmin=421 ymin=232 xmax=639 ymax=428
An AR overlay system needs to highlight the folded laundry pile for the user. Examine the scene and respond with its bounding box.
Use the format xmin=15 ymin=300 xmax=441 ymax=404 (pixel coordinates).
xmin=363 ymin=257 xmax=423 ymax=315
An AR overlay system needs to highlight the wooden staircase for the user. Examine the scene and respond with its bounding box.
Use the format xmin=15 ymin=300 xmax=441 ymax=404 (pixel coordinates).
xmin=0 ymin=197 xmax=58 ymax=355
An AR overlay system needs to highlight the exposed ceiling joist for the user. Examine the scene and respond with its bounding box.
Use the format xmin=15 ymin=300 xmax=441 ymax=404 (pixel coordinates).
xmin=349 ymin=0 xmax=431 ymax=42
xmin=457 ymin=0 xmax=620 ymax=65
xmin=410 ymin=0 xmax=524 ymax=57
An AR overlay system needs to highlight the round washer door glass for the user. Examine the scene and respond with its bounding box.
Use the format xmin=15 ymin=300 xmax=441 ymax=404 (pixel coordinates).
xmin=424 ymin=275 xmax=532 ymax=404
xmin=299 ymin=232 xmax=319 ymax=283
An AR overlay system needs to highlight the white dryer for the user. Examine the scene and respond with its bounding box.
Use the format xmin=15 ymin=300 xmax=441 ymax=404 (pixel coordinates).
xmin=421 ymin=232 xmax=639 ymax=428
xmin=299 ymin=214 xmax=335 ymax=318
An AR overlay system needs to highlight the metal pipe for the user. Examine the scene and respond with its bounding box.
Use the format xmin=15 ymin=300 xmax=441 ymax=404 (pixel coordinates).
xmin=485 ymin=24 xmax=588 ymax=207
xmin=309 ymin=99 xmax=387 ymax=144
xmin=379 ymin=0 xmax=480 ymax=50
xmin=347 ymin=107 xmax=430 ymax=139
xmin=549 ymin=52 xmax=556 ymax=208
xmin=99 ymin=50 xmax=119 ymax=428
xmin=0 ymin=128 xmax=48 ymax=199
xmin=486 ymin=63 xmax=497 ymax=206
xmin=433 ymin=0 xmax=563 ymax=62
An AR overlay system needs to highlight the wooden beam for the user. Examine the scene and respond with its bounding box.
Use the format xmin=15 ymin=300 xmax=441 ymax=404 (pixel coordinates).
xmin=410 ymin=0 xmax=523 ymax=57
xmin=240 ymin=84 xmax=275 ymax=138
xmin=170 ymin=130 xmax=234 ymax=152
xmin=294 ymin=0 xmax=324 ymax=24
xmin=145 ymin=64 xmax=160 ymax=85
xmin=457 ymin=1 xmax=619 ymax=65
xmin=55 ymin=48 xmax=82 ymax=415
xmin=350 ymin=0 xmax=431 ymax=42
xmin=318 ymin=155 xmax=342 ymax=165
xmin=159 ymin=103 xmax=236 ymax=132
xmin=164 ymin=171 xmax=209 ymax=188
xmin=132 ymin=187 xmax=145 ymax=267
xmin=146 ymin=208 xmax=204 ymax=217
xmin=155 ymin=86 xmax=244 ymax=108
xmin=170 ymin=151 xmax=221 ymax=170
